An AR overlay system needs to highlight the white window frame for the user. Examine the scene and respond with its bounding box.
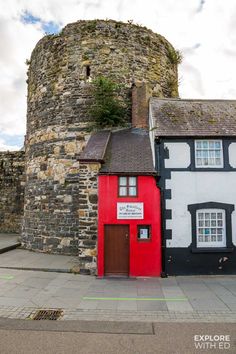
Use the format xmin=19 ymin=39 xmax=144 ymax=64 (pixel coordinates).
xmin=195 ymin=140 xmax=223 ymax=168
xmin=196 ymin=209 xmax=226 ymax=248
xmin=118 ymin=176 xmax=137 ymax=197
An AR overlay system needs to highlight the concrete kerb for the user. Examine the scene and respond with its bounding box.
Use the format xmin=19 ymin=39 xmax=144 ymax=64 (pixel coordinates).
xmin=0 ymin=266 xmax=78 ymax=274
xmin=0 ymin=307 xmax=236 ymax=323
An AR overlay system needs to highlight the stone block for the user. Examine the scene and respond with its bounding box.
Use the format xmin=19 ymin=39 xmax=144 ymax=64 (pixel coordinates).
xmin=88 ymin=194 xmax=98 ymax=204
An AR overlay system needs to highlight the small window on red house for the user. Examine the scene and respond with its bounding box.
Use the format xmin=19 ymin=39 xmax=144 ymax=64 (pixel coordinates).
xmin=118 ymin=176 xmax=137 ymax=197
xmin=138 ymin=225 xmax=151 ymax=240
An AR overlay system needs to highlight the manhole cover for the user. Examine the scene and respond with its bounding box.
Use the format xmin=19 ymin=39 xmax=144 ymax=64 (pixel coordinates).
xmin=31 ymin=309 xmax=63 ymax=320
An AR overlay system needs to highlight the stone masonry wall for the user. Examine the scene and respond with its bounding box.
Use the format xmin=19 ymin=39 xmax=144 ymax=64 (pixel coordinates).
xmin=78 ymin=162 xmax=100 ymax=275
xmin=0 ymin=151 xmax=25 ymax=233
xmin=23 ymin=19 xmax=179 ymax=256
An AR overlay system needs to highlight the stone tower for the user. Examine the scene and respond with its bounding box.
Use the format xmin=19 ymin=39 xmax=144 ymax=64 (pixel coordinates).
xmin=21 ymin=19 xmax=178 ymax=255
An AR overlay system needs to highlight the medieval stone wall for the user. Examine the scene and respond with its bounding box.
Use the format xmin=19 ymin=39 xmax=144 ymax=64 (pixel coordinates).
xmin=22 ymin=19 xmax=179 ymax=255
xmin=78 ymin=162 xmax=100 ymax=274
xmin=0 ymin=151 xmax=25 ymax=233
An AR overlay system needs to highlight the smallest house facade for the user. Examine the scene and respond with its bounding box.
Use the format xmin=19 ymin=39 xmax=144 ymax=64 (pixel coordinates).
xmin=80 ymin=128 xmax=162 ymax=277
xmin=150 ymin=98 xmax=236 ymax=275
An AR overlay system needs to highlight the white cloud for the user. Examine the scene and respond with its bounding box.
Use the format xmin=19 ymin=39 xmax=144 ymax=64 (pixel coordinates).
xmin=0 ymin=0 xmax=236 ymax=150
xmin=0 ymin=138 xmax=21 ymax=151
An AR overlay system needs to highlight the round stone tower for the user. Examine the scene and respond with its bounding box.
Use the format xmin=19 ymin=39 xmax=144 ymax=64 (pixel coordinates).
xmin=22 ymin=19 xmax=178 ymax=255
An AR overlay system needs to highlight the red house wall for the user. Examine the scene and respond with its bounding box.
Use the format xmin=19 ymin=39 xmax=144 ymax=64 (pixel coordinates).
xmin=98 ymin=175 xmax=161 ymax=277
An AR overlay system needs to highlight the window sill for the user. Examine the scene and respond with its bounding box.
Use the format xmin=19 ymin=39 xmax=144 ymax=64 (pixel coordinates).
xmin=191 ymin=247 xmax=234 ymax=254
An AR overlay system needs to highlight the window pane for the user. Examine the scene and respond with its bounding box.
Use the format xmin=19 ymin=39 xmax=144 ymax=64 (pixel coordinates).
xmin=119 ymin=187 xmax=127 ymax=196
xmin=196 ymin=158 xmax=202 ymax=165
xmin=209 ymin=142 xmax=215 ymax=148
xmin=197 ymin=209 xmax=225 ymax=247
xmin=129 ymin=177 xmax=136 ymax=186
xmin=195 ymin=140 xmax=223 ymax=167
xmin=209 ymin=150 xmax=214 ymax=158
xmin=196 ymin=141 xmax=202 ymax=148
xmin=196 ymin=151 xmax=201 ymax=157
xmin=119 ymin=177 xmax=127 ymax=186
xmin=129 ymin=187 xmax=137 ymax=196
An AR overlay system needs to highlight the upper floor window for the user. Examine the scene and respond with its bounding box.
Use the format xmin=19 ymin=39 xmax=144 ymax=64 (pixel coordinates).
xmin=195 ymin=140 xmax=223 ymax=168
xmin=118 ymin=176 xmax=137 ymax=197
xmin=197 ymin=209 xmax=226 ymax=248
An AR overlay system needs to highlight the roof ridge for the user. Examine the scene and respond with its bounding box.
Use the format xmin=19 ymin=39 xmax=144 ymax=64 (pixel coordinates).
xmin=150 ymin=97 xmax=236 ymax=103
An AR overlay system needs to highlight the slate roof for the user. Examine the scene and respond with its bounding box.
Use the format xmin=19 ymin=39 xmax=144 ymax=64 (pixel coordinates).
xmin=79 ymin=131 xmax=110 ymax=162
xmin=99 ymin=129 xmax=156 ymax=175
xmin=150 ymin=98 xmax=236 ymax=137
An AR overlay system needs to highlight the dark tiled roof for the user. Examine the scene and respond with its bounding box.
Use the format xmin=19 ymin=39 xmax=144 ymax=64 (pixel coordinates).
xmin=99 ymin=128 xmax=156 ymax=175
xmin=150 ymin=98 xmax=236 ymax=137
xmin=79 ymin=131 xmax=110 ymax=162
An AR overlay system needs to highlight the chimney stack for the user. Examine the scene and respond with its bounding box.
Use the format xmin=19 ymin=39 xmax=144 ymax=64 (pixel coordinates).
xmin=132 ymin=81 xmax=152 ymax=129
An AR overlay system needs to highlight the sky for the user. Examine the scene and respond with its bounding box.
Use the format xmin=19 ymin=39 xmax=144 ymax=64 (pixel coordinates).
xmin=0 ymin=0 xmax=236 ymax=150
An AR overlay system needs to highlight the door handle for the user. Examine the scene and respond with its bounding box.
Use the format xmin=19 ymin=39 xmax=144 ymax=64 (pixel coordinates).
xmin=125 ymin=234 xmax=128 ymax=239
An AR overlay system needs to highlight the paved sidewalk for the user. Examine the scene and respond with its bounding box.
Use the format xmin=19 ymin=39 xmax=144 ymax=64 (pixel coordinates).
xmin=0 ymin=250 xmax=235 ymax=322
xmin=0 ymin=234 xmax=21 ymax=254
xmin=0 ymin=249 xmax=79 ymax=273
xmin=0 ymin=249 xmax=236 ymax=322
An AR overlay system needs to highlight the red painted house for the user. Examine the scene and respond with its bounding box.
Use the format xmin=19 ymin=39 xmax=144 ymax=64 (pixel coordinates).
xmin=96 ymin=129 xmax=162 ymax=277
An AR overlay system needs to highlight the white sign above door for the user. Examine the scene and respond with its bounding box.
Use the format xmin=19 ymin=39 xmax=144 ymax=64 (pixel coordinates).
xmin=117 ymin=202 xmax=144 ymax=219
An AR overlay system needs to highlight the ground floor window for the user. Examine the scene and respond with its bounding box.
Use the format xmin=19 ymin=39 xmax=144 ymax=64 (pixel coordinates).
xmin=188 ymin=201 xmax=234 ymax=252
xmin=197 ymin=209 xmax=225 ymax=247
xmin=137 ymin=225 xmax=151 ymax=241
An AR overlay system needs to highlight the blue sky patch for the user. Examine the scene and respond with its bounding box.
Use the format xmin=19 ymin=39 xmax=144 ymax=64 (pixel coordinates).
xmin=21 ymin=11 xmax=41 ymax=25
xmin=21 ymin=11 xmax=60 ymax=34
xmin=0 ymin=133 xmax=24 ymax=149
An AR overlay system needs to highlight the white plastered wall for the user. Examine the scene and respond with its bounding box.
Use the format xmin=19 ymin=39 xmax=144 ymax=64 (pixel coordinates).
xmin=229 ymin=143 xmax=236 ymax=168
xmin=166 ymin=171 xmax=236 ymax=248
xmin=164 ymin=142 xmax=190 ymax=168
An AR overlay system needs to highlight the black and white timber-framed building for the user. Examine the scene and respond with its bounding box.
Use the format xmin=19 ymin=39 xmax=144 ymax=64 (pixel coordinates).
xmin=149 ymin=98 xmax=236 ymax=275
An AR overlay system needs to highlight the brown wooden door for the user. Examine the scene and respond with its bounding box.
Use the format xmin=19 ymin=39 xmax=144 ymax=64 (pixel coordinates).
xmin=104 ymin=225 xmax=129 ymax=276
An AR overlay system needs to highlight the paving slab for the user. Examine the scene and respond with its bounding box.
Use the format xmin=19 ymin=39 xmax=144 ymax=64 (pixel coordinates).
xmin=0 ymin=249 xmax=235 ymax=322
xmin=0 ymin=234 xmax=21 ymax=253
xmin=0 ymin=317 xmax=154 ymax=334
xmin=0 ymin=249 xmax=78 ymax=273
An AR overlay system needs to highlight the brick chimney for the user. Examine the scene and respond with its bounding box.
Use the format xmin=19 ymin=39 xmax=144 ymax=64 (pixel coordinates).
xmin=132 ymin=81 xmax=152 ymax=129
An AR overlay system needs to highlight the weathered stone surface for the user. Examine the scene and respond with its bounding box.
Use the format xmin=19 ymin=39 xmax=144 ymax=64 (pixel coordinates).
xmin=0 ymin=151 xmax=25 ymax=233
xmin=89 ymin=194 xmax=98 ymax=204
xmin=21 ymin=19 xmax=178 ymax=270
xmin=78 ymin=161 xmax=100 ymax=274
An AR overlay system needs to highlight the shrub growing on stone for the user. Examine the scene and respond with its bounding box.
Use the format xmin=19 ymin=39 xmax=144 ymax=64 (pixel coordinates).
xmin=89 ymin=76 xmax=126 ymax=128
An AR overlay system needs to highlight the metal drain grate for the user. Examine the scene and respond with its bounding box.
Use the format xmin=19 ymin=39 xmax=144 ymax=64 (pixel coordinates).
xmin=31 ymin=309 xmax=63 ymax=320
